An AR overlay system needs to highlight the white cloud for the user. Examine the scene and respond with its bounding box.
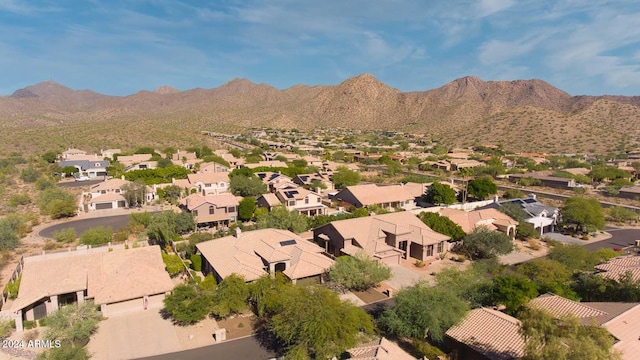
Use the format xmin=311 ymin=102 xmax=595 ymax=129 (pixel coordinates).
xmin=478 ymin=0 xmax=515 ymax=17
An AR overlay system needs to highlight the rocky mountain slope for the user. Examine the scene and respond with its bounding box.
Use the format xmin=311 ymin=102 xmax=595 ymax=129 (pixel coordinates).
xmin=0 ymin=74 xmax=638 ymax=154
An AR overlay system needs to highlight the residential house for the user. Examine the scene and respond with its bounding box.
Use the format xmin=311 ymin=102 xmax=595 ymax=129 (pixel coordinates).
xmin=347 ymin=337 xmax=417 ymax=360
xmin=508 ymin=173 xmax=576 ymax=189
xmin=214 ymin=150 xmax=245 ymax=169
xmin=445 ymin=307 xmax=525 ymax=360
xmin=197 ymin=161 xmax=229 ymax=174
xmin=117 ymin=154 xmax=153 ymax=168
xmin=438 ymin=208 xmax=518 ymax=239
xmin=100 ymin=149 xmax=121 ymax=160
xmin=292 ymin=172 xmax=335 ymax=192
xmin=85 ymin=178 xmax=154 ymax=211
xmin=334 ymin=184 xmax=415 ymax=210
xmin=59 ymin=159 xmax=109 ymax=178
xmin=274 ymin=185 xmax=327 ymax=216
xmin=172 ymin=150 xmax=200 ymax=169
xmin=179 ymin=193 xmax=238 ymax=228
xmin=255 ymin=172 xmax=293 ymax=192
xmin=185 ymin=173 xmax=230 ymax=195
xmin=618 ymin=186 xmax=640 ymax=200
xmin=256 ymin=193 xmax=281 ymax=211
xmin=313 ymin=212 xmax=450 ymax=265
xmin=196 ymin=228 xmax=334 ymax=283
xmin=6 ymin=245 xmax=173 ymax=331
xmin=479 ymin=194 xmax=559 ymax=235
xmin=529 ymin=293 xmax=640 ymax=360
xmin=244 ymin=160 xmax=288 ymax=169
xmin=61 ymin=148 xmax=87 ymax=160
xmin=125 ymin=161 xmax=158 ymax=171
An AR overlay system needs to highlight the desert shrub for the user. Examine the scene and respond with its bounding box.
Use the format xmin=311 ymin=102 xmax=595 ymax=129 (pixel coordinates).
xmin=23 ymin=320 xmax=36 ymax=330
xmin=53 ymin=228 xmax=76 ymax=243
xmin=162 ymin=253 xmax=184 ymax=276
xmin=413 ymin=339 xmax=445 ymax=359
xmin=4 ymin=275 xmax=21 ymax=300
xmin=42 ymin=302 xmax=102 ymax=344
xmin=20 ymin=167 xmax=41 ymax=183
xmin=0 ymin=320 xmax=12 ymax=339
xmin=8 ymin=193 xmax=31 ymax=207
xmin=113 ymin=228 xmax=129 ymax=242
xmin=79 ymin=226 xmax=112 ymax=246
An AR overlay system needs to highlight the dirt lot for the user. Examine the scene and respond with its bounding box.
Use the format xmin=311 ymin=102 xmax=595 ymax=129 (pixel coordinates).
xmin=216 ymin=312 xmax=258 ymax=340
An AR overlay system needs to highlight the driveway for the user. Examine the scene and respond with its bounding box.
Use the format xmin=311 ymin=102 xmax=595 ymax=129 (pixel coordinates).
xmin=386 ymin=264 xmax=425 ymax=290
xmin=88 ymin=309 xmax=181 ymax=360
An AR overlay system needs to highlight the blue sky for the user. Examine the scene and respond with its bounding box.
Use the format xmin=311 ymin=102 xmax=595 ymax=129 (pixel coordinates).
xmin=1 ymin=0 xmax=639 ymax=96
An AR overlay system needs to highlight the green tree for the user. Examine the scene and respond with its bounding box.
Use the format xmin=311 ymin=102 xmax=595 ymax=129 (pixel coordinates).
xmin=425 ymin=182 xmax=457 ymax=205
xmin=467 ymin=177 xmax=498 ymax=200
xmin=59 ymin=166 xmax=78 ymax=177
xmin=491 ymin=274 xmax=539 ymax=314
xmin=561 ymin=197 xmax=605 ymax=233
xmin=434 ymin=259 xmax=500 ymax=307
xmin=41 ymin=150 xmax=59 ymax=164
xmin=230 ymin=175 xmax=267 ymax=197
xmin=212 ymin=274 xmax=249 ymax=318
xmin=42 ymin=302 xmax=102 ymax=345
xmin=248 ymin=273 xmax=291 ymax=317
xmin=163 ymin=283 xmax=214 ymax=325
xmin=121 ymin=180 xmax=148 ymax=207
xmin=265 ymin=285 xmax=374 ymax=359
xmin=256 ymin=206 xmax=309 ymax=233
xmin=79 ymin=226 xmax=113 ymax=246
xmin=0 ymin=220 xmax=19 ymax=251
xmin=332 ymin=166 xmax=361 ymax=189
xmin=502 ymin=188 xmax=526 ymax=200
xmin=517 ymin=259 xmax=576 ymax=299
xmin=547 ymin=244 xmax=616 ymax=273
xmin=329 ymin=252 xmax=392 ymax=291
xmin=519 ymin=307 xmax=620 ymax=360
xmin=238 ymin=196 xmax=257 ymax=221
xmin=157 ymin=185 xmax=182 ymax=203
xmin=418 ymin=211 xmax=465 ymax=241
xmin=380 ymin=282 xmax=468 ymax=342
xmin=38 ymin=345 xmax=89 ymax=360
xmin=459 ymin=226 xmax=514 ymax=260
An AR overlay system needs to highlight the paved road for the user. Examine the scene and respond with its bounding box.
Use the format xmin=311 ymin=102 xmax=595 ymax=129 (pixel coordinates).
xmin=136 ymin=334 xmax=276 ymax=360
xmin=584 ymin=227 xmax=640 ymax=251
xmin=39 ymin=215 xmax=133 ymax=239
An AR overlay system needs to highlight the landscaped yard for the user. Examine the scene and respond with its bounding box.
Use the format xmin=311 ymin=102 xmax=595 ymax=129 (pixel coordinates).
xmin=352 ymin=288 xmax=388 ymax=304
xmin=216 ymin=311 xmax=258 ymax=340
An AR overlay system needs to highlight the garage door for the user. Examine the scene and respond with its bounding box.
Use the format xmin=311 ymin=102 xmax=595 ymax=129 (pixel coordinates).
xmin=95 ymin=203 xmax=113 ymax=210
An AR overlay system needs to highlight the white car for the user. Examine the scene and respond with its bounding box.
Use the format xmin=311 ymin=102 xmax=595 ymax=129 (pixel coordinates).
xmin=75 ymin=176 xmax=90 ymax=182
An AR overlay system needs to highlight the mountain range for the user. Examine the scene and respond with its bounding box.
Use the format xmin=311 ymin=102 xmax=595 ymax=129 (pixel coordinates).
xmin=1 ymin=74 xmax=639 ymax=154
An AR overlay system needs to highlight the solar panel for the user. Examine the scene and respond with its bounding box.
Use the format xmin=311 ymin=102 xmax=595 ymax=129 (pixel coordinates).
xmin=280 ymin=240 xmax=296 ymax=246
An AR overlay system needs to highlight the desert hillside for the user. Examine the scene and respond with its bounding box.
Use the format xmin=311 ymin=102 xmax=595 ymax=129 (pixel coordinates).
xmin=0 ymin=75 xmax=638 ymax=154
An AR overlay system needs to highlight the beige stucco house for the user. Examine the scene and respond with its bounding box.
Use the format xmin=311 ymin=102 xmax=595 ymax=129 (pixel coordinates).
xmin=179 ymin=193 xmax=239 ymax=228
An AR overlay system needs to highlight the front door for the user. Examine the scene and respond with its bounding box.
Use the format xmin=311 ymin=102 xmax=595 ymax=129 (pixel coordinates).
xmin=398 ymin=241 xmax=408 ymax=259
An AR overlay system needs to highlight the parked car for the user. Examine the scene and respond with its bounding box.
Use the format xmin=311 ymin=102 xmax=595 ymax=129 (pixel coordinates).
xmin=75 ymin=176 xmax=90 ymax=182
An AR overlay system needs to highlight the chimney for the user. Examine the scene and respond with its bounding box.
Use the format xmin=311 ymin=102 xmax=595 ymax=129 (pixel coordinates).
xmin=529 ymin=193 xmax=536 ymax=200
xmin=493 ymin=194 xmax=499 ymax=203
xmin=234 ymin=228 xmax=242 ymax=238
xmin=316 ymin=187 xmax=322 ymax=194
xmin=121 ymin=175 xmax=125 ymax=180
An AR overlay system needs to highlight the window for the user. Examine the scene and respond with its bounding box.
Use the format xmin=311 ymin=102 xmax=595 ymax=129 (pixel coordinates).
xmin=228 ymin=206 xmax=235 ymax=213
xmin=209 ymin=206 xmax=215 ymax=215
xmin=100 ymin=190 xmax=106 ymax=194
xmin=317 ymin=197 xmax=321 ymax=203
xmin=220 ymin=182 xmax=226 ymax=188
xmin=289 ymin=201 xmax=296 ymax=206
xmin=305 ymin=197 xmax=309 ymax=204
xmin=193 ymin=210 xmax=198 ymax=216
xmin=437 ymin=241 xmax=444 ymax=254
xmin=427 ymin=245 xmax=434 ymax=257
xmin=115 ymin=189 xmax=120 ymax=193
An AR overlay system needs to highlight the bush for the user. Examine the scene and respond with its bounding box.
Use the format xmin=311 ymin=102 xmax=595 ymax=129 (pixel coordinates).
xmin=527 ymin=239 xmax=541 ymax=250
xmin=38 ymin=188 xmax=77 ymax=219
xmin=38 ymin=317 xmax=51 ymax=327
xmin=413 ymin=339 xmax=445 ymax=359
xmin=23 ymin=320 xmax=36 ymax=330
xmin=42 ymin=302 xmax=102 ymax=344
xmin=0 ymin=320 xmax=12 ymax=339
xmin=329 ymin=252 xmax=392 ymax=291
xmin=8 ymin=193 xmax=30 ymax=207
xmin=162 ymin=253 xmax=184 ymax=276
xmin=53 ymin=228 xmax=76 ymax=243
xmin=459 ymin=226 xmax=514 ymax=260
xmin=113 ymin=228 xmax=129 ymax=242
xmin=79 ymin=226 xmax=112 ymax=246
xmin=38 ymin=345 xmax=89 ymax=360
xmin=190 ymin=254 xmax=202 ymax=272
xmin=20 ymin=167 xmax=41 ymax=183
xmin=4 ymin=275 xmax=20 ymax=300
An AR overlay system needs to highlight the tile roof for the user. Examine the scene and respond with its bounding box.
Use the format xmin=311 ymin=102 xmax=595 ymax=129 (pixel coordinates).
xmin=196 ymin=228 xmax=334 ymax=282
xmin=89 ymin=192 xmax=126 ymax=203
xmin=90 ymin=178 xmax=131 ymax=192
xmin=596 ymin=256 xmax=640 ymax=282
xmin=10 ymin=246 xmax=173 ymax=312
xmin=186 ymin=172 xmax=230 ymax=184
xmin=337 ymin=184 xmax=414 ymax=206
xmin=348 ymin=337 xmax=416 ymax=360
xmin=445 ymin=308 xmax=525 ymax=360
xmin=528 ymin=294 xmax=609 ymax=324
xmin=318 ymin=212 xmax=449 ymax=258
xmin=439 ymin=208 xmax=518 ymax=233
xmin=180 ymin=193 xmax=239 ymax=210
